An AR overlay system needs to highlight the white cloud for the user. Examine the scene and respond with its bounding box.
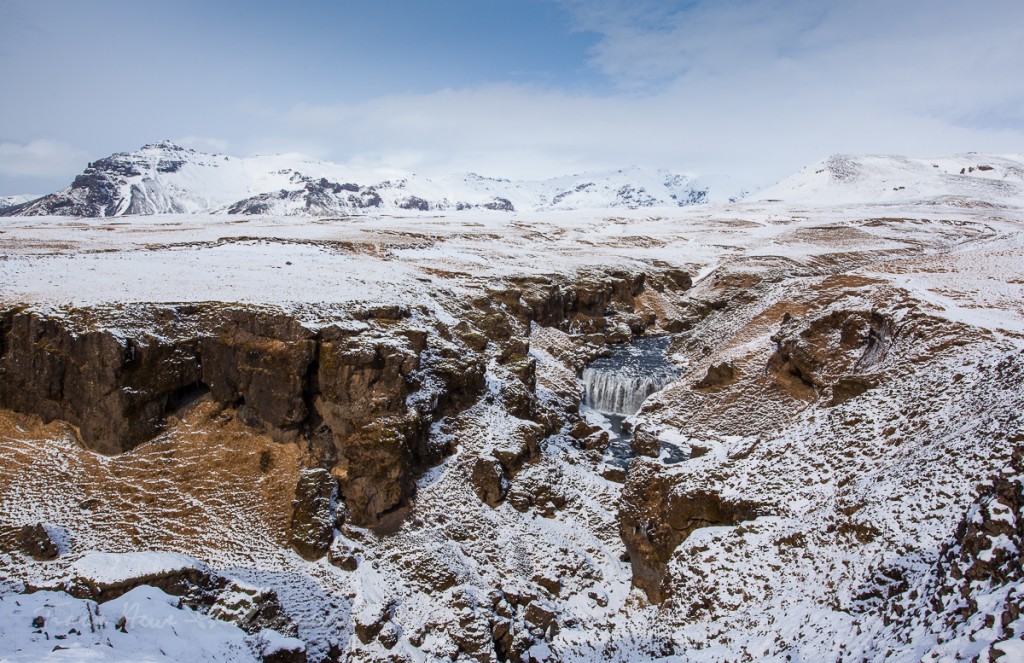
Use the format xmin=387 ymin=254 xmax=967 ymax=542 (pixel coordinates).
xmin=248 ymin=73 xmax=1018 ymax=191
xmin=175 ymin=136 xmax=229 ymax=154
xmin=3 ymin=0 xmax=1021 ymax=195
xmin=561 ymin=0 xmax=828 ymax=88
xmin=0 ymin=139 xmax=87 ymax=179
xmin=231 ymin=0 xmax=1024 ymax=189
xmin=561 ymin=0 xmax=1024 ymax=121
xmin=570 ymin=1 xmax=1024 ymax=152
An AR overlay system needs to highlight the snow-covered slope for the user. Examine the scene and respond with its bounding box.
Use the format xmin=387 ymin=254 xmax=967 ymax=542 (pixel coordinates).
xmin=0 ymin=194 xmax=40 ymax=211
xmin=2 ymin=141 xmax=711 ymax=217
xmin=754 ymin=153 xmax=1024 ymax=206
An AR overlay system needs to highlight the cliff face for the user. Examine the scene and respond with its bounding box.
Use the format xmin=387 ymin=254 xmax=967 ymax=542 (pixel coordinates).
xmin=0 ymin=306 xmax=205 ymax=455
xmin=0 ymin=267 xmax=672 ymax=530
xmin=0 ymin=305 xmax=461 ymax=525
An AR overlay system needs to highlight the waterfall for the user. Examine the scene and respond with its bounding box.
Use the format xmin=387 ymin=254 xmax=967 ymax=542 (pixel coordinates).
xmin=580 ymin=335 xmax=680 ymax=417
xmin=581 ymin=368 xmax=674 ymax=415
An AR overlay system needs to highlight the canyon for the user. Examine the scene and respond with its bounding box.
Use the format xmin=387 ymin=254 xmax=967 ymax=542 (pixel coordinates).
xmin=1 ymin=153 xmax=1024 ymax=661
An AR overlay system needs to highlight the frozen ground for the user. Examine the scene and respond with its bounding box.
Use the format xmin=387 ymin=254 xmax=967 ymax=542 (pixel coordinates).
xmin=3 ymin=199 xmax=1023 ymax=336
xmin=2 ymin=155 xmax=1024 ymax=661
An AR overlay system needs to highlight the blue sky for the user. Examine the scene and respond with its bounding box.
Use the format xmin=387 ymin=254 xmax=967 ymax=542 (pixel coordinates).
xmin=1 ymin=0 xmax=1023 ymax=195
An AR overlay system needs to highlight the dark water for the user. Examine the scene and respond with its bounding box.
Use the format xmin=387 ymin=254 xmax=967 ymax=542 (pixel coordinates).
xmin=581 ymin=336 xmax=680 ymax=415
xmin=579 ymin=336 xmax=686 ymax=468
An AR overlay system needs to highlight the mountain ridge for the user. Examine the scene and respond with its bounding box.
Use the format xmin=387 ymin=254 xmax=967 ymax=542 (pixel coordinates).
xmin=2 ymin=141 xmax=715 ymax=217
xmin=8 ymin=144 xmax=1024 ymax=219
xmin=0 ymin=193 xmax=40 ymax=211
xmin=753 ymin=152 xmax=1024 ymax=205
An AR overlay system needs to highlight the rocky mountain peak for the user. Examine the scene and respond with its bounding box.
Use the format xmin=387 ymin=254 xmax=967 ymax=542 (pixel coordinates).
xmin=1 ymin=142 xmax=717 ymax=218
xmin=138 ymin=139 xmax=194 ymax=153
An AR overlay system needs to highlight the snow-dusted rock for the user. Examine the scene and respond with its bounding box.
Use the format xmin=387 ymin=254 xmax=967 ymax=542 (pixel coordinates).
xmin=15 ymin=523 xmax=69 ymax=561
xmin=2 ymin=141 xmax=714 ymax=218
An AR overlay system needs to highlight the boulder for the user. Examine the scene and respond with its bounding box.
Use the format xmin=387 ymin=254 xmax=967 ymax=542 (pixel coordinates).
xmin=251 ymin=631 xmax=307 ymax=663
xmin=16 ymin=523 xmax=62 ymax=561
xmin=327 ymin=543 xmax=360 ymax=572
xmin=209 ymin=581 xmax=297 ymax=636
xmin=449 ymin=612 xmax=494 ymax=662
xmin=601 ymin=465 xmax=626 ymax=483
xmin=630 ymin=426 xmax=660 ymax=458
xmin=472 ymin=456 xmax=508 ymax=507
xmin=289 ymin=469 xmax=337 ymax=561
xmin=524 ymin=600 xmax=558 ymax=633
xmin=569 ymin=420 xmax=601 ymax=439
xmin=507 ymin=466 xmax=567 ymax=517
xmin=694 ymin=361 xmax=736 ymax=389
xmin=332 ymin=415 xmax=419 ymax=527
xmin=582 ymin=430 xmax=610 ymax=452
xmin=354 ymin=601 xmax=394 ymax=645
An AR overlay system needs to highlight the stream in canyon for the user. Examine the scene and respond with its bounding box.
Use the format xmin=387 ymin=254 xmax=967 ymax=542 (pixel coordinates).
xmin=580 ymin=335 xmax=684 ymax=468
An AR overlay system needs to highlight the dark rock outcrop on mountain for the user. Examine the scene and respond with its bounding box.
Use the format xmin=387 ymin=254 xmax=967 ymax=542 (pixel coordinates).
xmin=227 ymin=176 xmax=387 ymax=216
xmin=483 ymin=197 xmax=514 ymax=212
xmin=398 ymin=195 xmax=429 ymax=211
xmin=4 ymin=141 xmax=199 ymax=217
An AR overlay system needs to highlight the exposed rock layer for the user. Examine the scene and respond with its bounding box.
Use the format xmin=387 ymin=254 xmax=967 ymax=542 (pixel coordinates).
xmin=619 ymin=459 xmax=763 ymax=602
xmin=0 ymin=304 xmax=485 ymax=526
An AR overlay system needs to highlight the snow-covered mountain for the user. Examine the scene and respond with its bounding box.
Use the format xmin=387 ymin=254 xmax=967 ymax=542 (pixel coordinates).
xmin=9 ymin=147 xmax=1024 ymax=219
xmin=0 ymin=194 xmax=40 ymax=211
xmin=1 ymin=141 xmax=712 ymax=217
xmin=754 ymin=153 xmax=1024 ymax=206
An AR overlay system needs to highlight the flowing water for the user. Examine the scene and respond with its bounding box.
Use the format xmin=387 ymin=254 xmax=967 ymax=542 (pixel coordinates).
xmin=579 ymin=335 xmax=684 ymax=468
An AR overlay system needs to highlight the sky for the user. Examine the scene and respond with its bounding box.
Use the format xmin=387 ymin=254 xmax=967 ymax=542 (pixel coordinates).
xmin=1 ymin=0 xmax=1023 ymax=196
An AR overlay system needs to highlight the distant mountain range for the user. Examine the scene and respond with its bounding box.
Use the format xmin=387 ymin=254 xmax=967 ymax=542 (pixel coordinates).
xmin=3 ymin=143 xmax=1022 ymax=218
xmin=752 ymin=153 xmax=1024 ymax=206
xmin=0 ymin=141 xmax=717 ymax=217
xmin=0 ymin=194 xmax=40 ymax=212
